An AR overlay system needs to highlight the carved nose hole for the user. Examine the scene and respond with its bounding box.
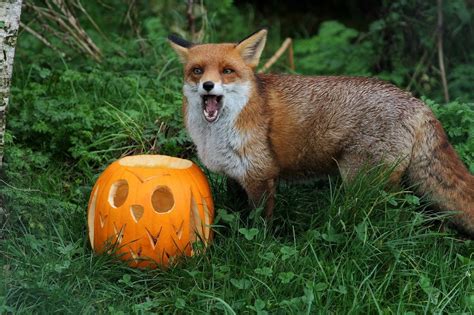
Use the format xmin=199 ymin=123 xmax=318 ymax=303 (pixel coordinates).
xmin=130 ymin=205 xmax=144 ymax=222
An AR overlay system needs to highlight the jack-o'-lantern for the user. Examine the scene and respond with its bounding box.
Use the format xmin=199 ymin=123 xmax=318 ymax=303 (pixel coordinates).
xmin=87 ymin=155 xmax=214 ymax=268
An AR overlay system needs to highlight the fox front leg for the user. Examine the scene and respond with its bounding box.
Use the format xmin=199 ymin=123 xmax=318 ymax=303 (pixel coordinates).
xmin=226 ymin=177 xmax=248 ymax=211
xmin=243 ymin=178 xmax=276 ymax=218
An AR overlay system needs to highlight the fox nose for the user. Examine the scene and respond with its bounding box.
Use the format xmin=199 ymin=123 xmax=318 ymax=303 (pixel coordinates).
xmin=202 ymin=81 xmax=214 ymax=92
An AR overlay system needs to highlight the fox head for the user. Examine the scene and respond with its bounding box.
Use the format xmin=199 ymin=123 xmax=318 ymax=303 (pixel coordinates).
xmin=168 ymin=30 xmax=267 ymax=123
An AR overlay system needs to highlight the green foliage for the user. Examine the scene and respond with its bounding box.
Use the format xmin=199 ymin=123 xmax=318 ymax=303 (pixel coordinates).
xmin=294 ymin=21 xmax=375 ymax=76
xmin=449 ymin=56 xmax=474 ymax=101
xmin=425 ymin=98 xmax=474 ymax=172
xmin=9 ymin=40 xmax=187 ymax=168
xmin=369 ymin=0 xmax=474 ymax=99
xmin=142 ymin=16 xmax=167 ymax=48
xmin=293 ymin=0 xmax=474 ymax=101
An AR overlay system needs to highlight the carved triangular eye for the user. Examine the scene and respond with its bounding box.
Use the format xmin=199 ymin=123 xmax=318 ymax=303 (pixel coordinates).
xmin=109 ymin=180 xmax=128 ymax=208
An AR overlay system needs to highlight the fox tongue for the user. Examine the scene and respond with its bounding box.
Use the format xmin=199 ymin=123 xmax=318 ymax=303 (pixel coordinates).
xmin=204 ymin=96 xmax=219 ymax=115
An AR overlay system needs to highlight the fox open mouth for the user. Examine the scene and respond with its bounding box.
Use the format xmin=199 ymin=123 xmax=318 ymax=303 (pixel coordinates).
xmin=202 ymin=95 xmax=223 ymax=123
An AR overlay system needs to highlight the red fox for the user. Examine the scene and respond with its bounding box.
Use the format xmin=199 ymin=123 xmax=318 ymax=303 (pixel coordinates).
xmin=168 ymin=29 xmax=474 ymax=235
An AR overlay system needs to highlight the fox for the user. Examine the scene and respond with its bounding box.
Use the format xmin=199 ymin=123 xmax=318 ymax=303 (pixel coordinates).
xmin=168 ymin=29 xmax=474 ymax=235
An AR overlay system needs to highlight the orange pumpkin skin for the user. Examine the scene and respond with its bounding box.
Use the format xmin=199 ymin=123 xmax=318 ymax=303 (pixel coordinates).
xmin=87 ymin=155 xmax=214 ymax=268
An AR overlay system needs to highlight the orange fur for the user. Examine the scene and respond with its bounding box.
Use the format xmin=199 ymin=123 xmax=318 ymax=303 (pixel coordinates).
xmin=169 ymin=31 xmax=474 ymax=234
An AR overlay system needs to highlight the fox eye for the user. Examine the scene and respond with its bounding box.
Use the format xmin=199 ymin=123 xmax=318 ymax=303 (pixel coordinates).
xmin=223 ymin=68 xmax=234 ymax=74
xmin=192 ymin=67 xmax=203 ymax=75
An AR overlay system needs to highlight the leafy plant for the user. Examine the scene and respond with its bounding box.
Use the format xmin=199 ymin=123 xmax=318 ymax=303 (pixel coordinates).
xmin=294 ymin=21 xmax=375 ymax=76
xmin=425 ymin=98 xmax=474 ymax=172
xmin=448 ymin=56 xmax=474 ymax=101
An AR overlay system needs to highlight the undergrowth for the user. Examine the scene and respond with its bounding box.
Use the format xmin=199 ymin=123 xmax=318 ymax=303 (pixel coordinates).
xmin=2 ymin=0 xmax=474 ymax=313
xmin=4 ymin=163 xmax=474 ymax=313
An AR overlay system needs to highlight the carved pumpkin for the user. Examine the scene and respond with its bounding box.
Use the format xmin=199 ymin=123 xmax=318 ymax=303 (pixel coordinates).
xmin=87 ymin=155 xmax=214 ymax=268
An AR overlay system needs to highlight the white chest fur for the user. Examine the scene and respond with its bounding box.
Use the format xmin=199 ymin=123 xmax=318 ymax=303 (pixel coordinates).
xmin=183 ymin=82 xmax=251 ymax=180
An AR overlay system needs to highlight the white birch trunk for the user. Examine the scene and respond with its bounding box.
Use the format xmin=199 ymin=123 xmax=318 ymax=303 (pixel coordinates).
xmin=0 ymin=0 xmax=22 ymax=168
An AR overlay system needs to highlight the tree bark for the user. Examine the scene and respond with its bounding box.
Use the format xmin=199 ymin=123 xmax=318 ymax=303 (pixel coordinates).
xmin=0 ymin=0 xmax=22 ymax=168
xmin=437 ymin=0 xmax=450 ymax=103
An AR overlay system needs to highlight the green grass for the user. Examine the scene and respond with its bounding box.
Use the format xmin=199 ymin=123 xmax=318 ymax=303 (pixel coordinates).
xmin=2 ymin=4 xmax=474 ymax=312
xmin=3 ymin=159 xmax=474 ymax=313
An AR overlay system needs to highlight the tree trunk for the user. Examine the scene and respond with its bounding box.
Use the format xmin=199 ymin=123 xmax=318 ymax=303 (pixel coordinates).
xmin=437 ymin=0 xmax=449 ymax=103
xmin=0 ymin=0 xmax=22 ymax=168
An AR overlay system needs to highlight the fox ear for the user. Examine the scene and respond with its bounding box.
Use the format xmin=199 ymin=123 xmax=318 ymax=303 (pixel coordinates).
xmin=168 ymin=34 xmax=192 ymax=63
xmin=236 ymin=29 xmax=267 ymax=68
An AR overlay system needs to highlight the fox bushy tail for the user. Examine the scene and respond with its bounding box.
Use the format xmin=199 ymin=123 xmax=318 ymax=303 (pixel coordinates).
xmin=407 ymin=115 xmax=474 ymax=235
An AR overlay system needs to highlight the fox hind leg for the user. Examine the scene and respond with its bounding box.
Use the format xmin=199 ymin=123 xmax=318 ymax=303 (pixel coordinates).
xmin=337 ymin=152 xmax=410 ymax=189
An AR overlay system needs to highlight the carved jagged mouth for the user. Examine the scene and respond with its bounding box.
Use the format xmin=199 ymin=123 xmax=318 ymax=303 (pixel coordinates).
xmin=202 ymin=95 xmax=223 ymax=123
